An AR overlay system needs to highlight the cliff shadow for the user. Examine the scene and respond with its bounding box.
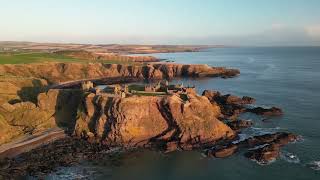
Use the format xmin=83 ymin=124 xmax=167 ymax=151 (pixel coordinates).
xmin=147 ymin=100 xmax=182 ymax=148
xmin=54 ymin=90 xmax=83 ymax=134
xmin=17 ymin=79 xmax=47 ymax=104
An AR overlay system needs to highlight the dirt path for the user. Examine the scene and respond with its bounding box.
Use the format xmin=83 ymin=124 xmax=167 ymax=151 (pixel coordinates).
xmin=0 ymin=128 xmax=66 ymax=159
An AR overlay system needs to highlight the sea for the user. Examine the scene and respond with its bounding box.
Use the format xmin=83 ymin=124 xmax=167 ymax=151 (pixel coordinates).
xmin=46 ymin=47 xmax=320 ymax=180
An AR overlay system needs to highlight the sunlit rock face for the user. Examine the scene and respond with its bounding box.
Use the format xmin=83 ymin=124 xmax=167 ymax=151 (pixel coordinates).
xmin=74 ymin=92 xmax=234 ymax=149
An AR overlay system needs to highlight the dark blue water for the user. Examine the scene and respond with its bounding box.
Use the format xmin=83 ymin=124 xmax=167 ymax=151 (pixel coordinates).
xmin=48 ymin=47 xmax=320 ymax=180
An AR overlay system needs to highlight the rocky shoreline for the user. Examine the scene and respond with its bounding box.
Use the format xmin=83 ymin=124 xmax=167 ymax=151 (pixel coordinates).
xmin=0 ymin=137 xmax=116 ymax=178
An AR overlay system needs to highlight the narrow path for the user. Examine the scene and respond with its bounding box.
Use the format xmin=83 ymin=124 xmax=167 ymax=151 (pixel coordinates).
xmin=0 ymin=128 xmax=66 ymax=158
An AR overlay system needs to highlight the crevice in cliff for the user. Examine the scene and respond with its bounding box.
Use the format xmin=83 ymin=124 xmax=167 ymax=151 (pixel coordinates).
xmin=88 ymin=95 xmax=102 ymax=133
xmin=150 ymin=99 xmax=182 ymax=145
xmin=101 ymin=97 xmax=122 ymax=144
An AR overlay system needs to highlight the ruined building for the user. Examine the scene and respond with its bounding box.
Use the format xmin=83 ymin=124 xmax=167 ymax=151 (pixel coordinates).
xmin=81 ymin=81 xmax=94 ymax=91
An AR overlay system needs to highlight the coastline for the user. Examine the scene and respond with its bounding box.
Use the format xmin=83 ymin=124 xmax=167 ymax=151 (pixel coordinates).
xmin=0 ymin=46 xmax=304 ymax=179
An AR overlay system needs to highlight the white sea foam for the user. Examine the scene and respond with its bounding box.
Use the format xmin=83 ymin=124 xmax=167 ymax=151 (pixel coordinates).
xmin=232 ymin=133 xmax=249 ymax=144
xmin=280 ymin=151 xmax=300 ymax=164
xmin=47 ymin=166 xmax=100 ymax=180
xmin=248 ymin=144 xmax=269 ymax=151
xmin=307 ymin=161 xmax=320 ymax=171
xmin=248 ymin=127 xmax=282 ymax=136
xmin=250 ymin=158 xmax=276 ymax=166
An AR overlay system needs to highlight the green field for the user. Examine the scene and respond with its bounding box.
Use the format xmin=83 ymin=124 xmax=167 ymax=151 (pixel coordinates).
xmin=132 ymin=91 xmax=167 ymax=96
xmin=0 ymin=52 xmax=86 ymax=64
xmin=0 ymin=52 xmax=141 ymax=65
xmin=128 ymin=84 xmax=145 ymax=91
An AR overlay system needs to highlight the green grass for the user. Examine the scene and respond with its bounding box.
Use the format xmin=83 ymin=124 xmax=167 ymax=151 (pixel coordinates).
xmin=128 ymin=84 xmax=145 ymax=91
xmin=0 ymin=52 xmax=86 ymax=64
xmin=0 ymin=52 xmax=144 ymax=65
xmin=132 ymin=91 xmax=167 ymax=96
xmin=96 ymin=58 xmax=147 ymax=66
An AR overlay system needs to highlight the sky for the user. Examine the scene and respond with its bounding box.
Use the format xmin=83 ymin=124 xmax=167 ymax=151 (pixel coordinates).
xmin=0 ymin=0 xmax=320 ymax=46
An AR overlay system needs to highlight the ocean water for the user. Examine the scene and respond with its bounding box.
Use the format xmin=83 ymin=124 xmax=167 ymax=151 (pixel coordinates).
xmin=48 ymin=47 xmax=320 ymax=180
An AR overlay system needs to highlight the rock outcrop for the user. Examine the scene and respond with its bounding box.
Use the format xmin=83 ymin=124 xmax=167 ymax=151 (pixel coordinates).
xmin=74 ymin=93 xmax=235 ymax=150
xmin=226 ymin=119 xmax=253 ymax=132
xmin=244 ymin=132 xmax=298 ymax=164
xmin=0 ymin=102 xmax=56 ymax=144
xmin=0 ymin=89 xmax=82 ymax=145
xmin=202 ymin=90 xmax=255 ymax=120
xmin=202 ymin=90 xmax=283 ymax=120
xmin=206 ymin=132 xmax=298 ymax=162
xmin=0 ymin=63 xmax=240 ymax=84
xmin=201 ymin=90 xmax=296 ymax=163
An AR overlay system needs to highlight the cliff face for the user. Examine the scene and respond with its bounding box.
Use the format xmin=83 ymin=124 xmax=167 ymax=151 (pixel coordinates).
xmin=0 ymin=89 xmax=82 ymax=145
xmin=0 ymin=89 xmax=235 ymax=147
xmin=37 ymin=89 xmax=83 ymax=129
xmin=0 ymin=63 xmax=239 ymax=84
xmin=74 ymin=93 xmax=234 ymax=149
xmin=0 ymin=102 xmax=56 ymax=144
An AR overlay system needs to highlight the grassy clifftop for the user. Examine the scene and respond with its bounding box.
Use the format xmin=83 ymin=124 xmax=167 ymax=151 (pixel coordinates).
xmin=0 ymin=51 xmax=156 ymax=65
xmin=0 ymin=52 xmax=83 ymax=64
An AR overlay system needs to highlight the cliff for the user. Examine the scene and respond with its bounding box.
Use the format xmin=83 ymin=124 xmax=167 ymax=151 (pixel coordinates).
xmin=0 ymin=89 xmax=82 ymax=144
xmin=74 ymin=92 xmax=234 ymax=150
xmin=0 ymin=88 xmax=235 ymax=149
xmin=0 ymin=62 xmax=239 ymax=84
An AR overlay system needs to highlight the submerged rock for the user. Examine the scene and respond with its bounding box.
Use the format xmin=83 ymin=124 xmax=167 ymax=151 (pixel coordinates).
xmin=227 ymin=120 xmax=253 ymax=132
xmin=246 ymin=107 xmax=283 ymax=116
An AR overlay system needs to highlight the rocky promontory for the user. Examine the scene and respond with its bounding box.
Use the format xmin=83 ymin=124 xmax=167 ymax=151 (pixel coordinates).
xmin=74 ymin=92 xmax=234 ymax=149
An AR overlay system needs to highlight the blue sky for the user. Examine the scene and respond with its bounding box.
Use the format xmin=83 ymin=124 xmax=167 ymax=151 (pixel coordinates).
xmin=1 ymin=0 xmax=320 ymax=45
